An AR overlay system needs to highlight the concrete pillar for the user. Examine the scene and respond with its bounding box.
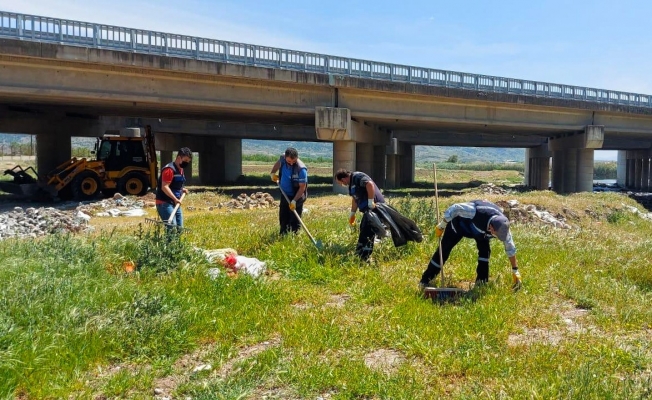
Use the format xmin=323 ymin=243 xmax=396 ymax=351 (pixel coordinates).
xmin=563 ymin=150 xmax=577 ymax=194
xmin=626 ymin=152 xmax=635 ymax=189
xmin=617 ymin=150 xmax=627 ymax=187
xmin=576 ymin=149 xmax=594 ymax=193
xmin=356 ymin=143 xmax=374 ymax=179
xmin=548 ymin=126 xmax=604 ymax=193
xmin=642 ymin=158 xmax=650 ymax=192
xmin=399 ymin=142 xmax=414 ymax=185
xmin=160 ymin=150 xmax=172 ymax=166
xmin=316 ymin=107 xmax=388 ymax=192
xmin=36 ymin=133 xmax=71 ymax=176
xmin=373 ymin=145 xmax=386 ymax=189
xmin=223 ymin=138 xmax=242 ymax=182
xmin=386 ymin=155 xmax=398 ymax=189
xmin=184 ymin=156 xmax=194 ymax=184
xmin=525 ymin=144 xmax=551 ymax=190
xmin=634 ymin=157 xmax=641 ymax=190
xmin=196 ymin=138 xmax=242 ymax=184
xmin=551 ymin=150 xmax=564 ymax=193
xmin=333 ymin=141 xmax=356 ymax=194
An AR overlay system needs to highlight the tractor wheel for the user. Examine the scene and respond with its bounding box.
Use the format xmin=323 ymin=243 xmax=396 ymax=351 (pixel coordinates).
xmin=118 ymin=172 xmax=149 ymax=196
xmin=71 ymin=171 xmax=101 ymax=201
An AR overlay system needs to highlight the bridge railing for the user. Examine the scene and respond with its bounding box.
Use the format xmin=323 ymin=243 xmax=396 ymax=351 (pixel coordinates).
xmin=1 ymin=11 xmax=650 ymax=108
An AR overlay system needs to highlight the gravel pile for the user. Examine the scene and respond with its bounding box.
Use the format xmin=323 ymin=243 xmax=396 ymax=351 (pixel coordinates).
xmin=217 ymin=192 xmax=276 ymax=210
xmin=0 ymin=206 xmax=92 ymax=240
xmin=76 ymin=193 xmax=153 ymax=217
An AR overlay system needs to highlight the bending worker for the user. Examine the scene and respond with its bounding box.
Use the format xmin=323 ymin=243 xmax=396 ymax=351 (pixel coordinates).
xmin=270 ymin=147 xmax=308 ymax=235
xmin=419 ymin=200 xmax=522 ymax=290
xmin=335 ymin=168 xmax=385 ymax=262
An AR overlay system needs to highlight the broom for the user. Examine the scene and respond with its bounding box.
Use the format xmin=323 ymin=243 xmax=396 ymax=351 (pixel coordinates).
xmin=423 ymin=164 xmax=467 ymax=303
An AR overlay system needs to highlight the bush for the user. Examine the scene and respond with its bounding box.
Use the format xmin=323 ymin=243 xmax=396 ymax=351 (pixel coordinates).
xmin=132 ymin=225 xmax=202 ymax=273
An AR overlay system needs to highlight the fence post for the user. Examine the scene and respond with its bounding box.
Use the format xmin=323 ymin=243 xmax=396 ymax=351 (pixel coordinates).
xmin=17 ymin=15 xmax=23 ymax=37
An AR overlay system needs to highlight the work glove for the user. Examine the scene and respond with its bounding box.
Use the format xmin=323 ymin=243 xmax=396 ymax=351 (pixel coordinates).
xmin=367 ymin=199 xmax=376 ymax=209
xmin=348 ymin=211 xmax=356 ymax=226
xmin=435 ymin=220 xmax=447 ymax=238
xmin=270 ymin=173 xmax=279 ymax=183
xmin=289 ymin=200 xmax=297 ymax=211
xmin=512 ymin=268 xmax=522 ymax=291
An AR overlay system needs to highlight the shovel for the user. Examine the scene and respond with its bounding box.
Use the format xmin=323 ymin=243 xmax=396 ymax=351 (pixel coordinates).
xmin=278 ymin=185 xmax=323 ymax=250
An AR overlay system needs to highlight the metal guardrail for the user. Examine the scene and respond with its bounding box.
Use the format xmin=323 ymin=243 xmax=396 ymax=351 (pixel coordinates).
xmin=0 ymin=10 xmax=650 ymax=108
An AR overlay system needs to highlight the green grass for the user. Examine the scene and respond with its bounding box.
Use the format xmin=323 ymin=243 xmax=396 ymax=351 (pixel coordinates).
xmin=1 ymin=189 xmax=652 ymax=399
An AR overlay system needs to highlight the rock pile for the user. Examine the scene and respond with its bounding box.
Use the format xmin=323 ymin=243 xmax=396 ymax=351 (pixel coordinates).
xmin=478 ymin=183 xmax=511 ymax=195
xmin=77 ymin=193 xmax=151 ymax=217
xmin=0 ymin=206 xmax=91 ymax=240
xmin=216 ymin=192 xmax=276 ymax=210
xmin=497 ymin=199 xmax=573 ymax=229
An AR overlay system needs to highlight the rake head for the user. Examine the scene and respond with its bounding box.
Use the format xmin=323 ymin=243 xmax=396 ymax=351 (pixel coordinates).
xmin=423 ymin=287 xmax=468 ymax=304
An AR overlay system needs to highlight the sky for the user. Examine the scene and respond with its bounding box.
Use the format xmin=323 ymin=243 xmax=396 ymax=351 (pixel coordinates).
xmin=2 ymin=0 xmax=649 ymax=161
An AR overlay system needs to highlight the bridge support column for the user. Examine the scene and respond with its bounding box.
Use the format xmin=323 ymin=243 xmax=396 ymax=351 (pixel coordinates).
xmin=548 ymin=125 xmax=604 ymax=193
xmin=36 ymin=133 xmax=71 ymax=176
xmin=642 ymin=158 xmax=650 ymax=192
xmin=333 ymin=141 xmax=356 ymax=194
xmin=617 ymin=150 xmax=627 ymax=187
xmin=525 ymin=144 xmax=550 ymax=190
xmin=197 ymin=138 xmax=242 ymax=184
xmin=356 ymin=143 xmax=374 ymax=180
xmin=315 ymin=107 xmax=388 ymax=192
xmin=626 ymin=152 xmax=636 ymax=189
xmin=576 ymin=149 xmax=594 ymax=192
xmin=160 ymin=151 xmax=173 ymax=166
xmin=399 ymin=142 xmax=414 ymax=186
xmin=384 ymin=138 xmax=414 ymax=189
xmin=625 ymin=150 xmax=652 ymax=191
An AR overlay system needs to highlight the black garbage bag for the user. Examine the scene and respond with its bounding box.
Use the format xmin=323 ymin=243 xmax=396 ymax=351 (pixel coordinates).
xmin=361 ymin=209 xmax=387 ymax=237
xmin=374 ymin=203 xmax=423 ymax=247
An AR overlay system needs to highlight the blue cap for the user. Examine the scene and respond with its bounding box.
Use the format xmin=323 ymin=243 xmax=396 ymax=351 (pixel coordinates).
xmin=490 ymin=216 xmax=510 ymax=241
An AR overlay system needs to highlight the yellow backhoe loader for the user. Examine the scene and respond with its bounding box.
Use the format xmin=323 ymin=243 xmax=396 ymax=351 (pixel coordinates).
xmin=0 ymin=126 xmax=158 ymax=201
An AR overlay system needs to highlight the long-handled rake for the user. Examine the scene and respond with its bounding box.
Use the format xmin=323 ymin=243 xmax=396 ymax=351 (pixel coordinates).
xmin=278 ymin=185 xmax=323 ymax=250
xmin=423 ymin=163 xmax=467 ymax=303
xmin=145 ymin=192 xmax=191 ymax=232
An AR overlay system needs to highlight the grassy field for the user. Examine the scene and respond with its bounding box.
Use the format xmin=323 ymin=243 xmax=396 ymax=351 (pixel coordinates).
xmin=0 ymin=167 xmax=651 ymax=399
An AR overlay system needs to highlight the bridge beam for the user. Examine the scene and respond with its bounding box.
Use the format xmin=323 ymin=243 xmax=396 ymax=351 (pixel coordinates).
xmin=548 ymin=125 xmax=604 ymax=193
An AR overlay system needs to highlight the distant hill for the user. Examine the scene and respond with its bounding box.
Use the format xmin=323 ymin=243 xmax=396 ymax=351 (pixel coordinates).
xmin=0 ymin=134 xmax=525 ymax=163
xmin=243 ymin=139 xmax=525 ymax=163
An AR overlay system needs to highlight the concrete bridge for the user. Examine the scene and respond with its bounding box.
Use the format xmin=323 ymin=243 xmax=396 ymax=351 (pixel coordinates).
xmin=1 ymin=11 xmax=652 ymax=193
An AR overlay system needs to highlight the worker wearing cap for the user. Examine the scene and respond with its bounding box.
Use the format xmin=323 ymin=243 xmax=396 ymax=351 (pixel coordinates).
xmin=419 ymin=200 xmax=522 ymax=290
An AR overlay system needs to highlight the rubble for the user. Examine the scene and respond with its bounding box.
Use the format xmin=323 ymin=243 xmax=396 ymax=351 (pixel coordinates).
xmin=496 ymin=199 xmax=573 ymax=229
xmin=0 ymin=206 xmax=92 ymax=240
xmin=478 ymin=183 xmax=512 ymax=195
xmin=76 ymin=193 xmax=152 ymax=217
xmin=215 ymin=192 xmax=276 ymax=210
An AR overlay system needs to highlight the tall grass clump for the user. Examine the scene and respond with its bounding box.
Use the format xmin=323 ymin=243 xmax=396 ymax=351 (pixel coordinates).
xmin=129 ymin=224 xmax=203 ymax=273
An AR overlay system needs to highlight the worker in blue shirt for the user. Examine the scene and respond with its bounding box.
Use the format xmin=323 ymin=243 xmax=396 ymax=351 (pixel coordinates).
xmin=270 ymin=147 xmax=308 ymax=235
